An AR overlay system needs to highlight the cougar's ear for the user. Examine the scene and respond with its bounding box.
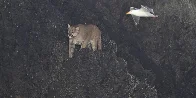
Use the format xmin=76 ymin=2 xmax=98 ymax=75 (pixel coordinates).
xmin=68 ymin=24 xmax=70 ymax=28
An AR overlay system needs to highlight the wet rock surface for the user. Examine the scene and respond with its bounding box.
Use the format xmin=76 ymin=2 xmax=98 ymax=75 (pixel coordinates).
xmin=1 ymin=0 xmax=196 ymax=97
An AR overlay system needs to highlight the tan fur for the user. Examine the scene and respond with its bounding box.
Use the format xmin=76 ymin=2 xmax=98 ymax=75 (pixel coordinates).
xmin=68 ymin=24 xmax=102 ymax=58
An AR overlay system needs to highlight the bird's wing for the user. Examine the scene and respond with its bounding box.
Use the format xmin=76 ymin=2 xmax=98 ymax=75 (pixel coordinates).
xmin=131 ymin=15 xmax=140 ymax=25
xmin=130 ymin=7 xmax=138 ymax=11
xmin=130 ymin=7 xmax=134 ymax=11
xmin=141 ymin=5 xmax=154 ymax=14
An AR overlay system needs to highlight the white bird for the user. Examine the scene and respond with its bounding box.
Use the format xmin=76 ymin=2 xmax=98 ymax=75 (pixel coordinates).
xmin=126 ymin=5 xmax=158 ymax=25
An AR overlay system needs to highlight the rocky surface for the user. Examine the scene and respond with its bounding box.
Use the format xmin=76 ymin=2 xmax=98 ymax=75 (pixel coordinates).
xmin=1 ymin=0 xmax=196 ymax=97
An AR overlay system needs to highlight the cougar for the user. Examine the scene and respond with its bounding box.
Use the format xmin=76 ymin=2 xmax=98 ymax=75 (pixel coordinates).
xmin=68 ymin=24 xmax=102 ymax=58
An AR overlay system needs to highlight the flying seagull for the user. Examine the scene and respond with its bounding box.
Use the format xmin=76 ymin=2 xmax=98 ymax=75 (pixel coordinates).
xmin=126 ymin=5 xmax=158 ymax=25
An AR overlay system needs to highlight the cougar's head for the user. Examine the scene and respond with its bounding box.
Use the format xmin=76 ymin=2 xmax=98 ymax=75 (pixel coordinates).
xmin=68 ymin=24 xmax=80 ymax=39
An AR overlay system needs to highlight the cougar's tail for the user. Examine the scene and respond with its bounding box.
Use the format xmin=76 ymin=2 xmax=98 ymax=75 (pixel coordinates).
xmin=98 ymin=33 xmax=102 ymax=50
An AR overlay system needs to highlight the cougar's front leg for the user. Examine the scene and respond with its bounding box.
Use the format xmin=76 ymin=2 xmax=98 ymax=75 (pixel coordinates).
xmin=81 ymin=41 xmax=88 ymax=49
xmin=69 ymin=40 xmax=75 ymax=58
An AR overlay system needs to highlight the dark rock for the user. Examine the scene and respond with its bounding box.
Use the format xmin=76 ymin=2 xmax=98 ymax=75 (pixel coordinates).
xmin=1 ymin=0 xmax=196 ymax=98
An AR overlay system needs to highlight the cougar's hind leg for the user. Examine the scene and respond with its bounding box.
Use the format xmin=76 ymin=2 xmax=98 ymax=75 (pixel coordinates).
xmin=91 ymin=40 xmax=97 ymax=51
